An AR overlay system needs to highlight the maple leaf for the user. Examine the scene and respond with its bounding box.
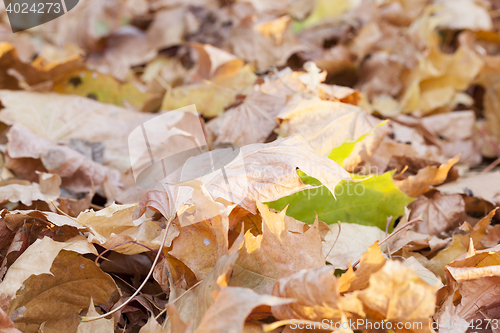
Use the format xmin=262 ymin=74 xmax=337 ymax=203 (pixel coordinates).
xmin=229 ymin=202 xmax=324 ymax=293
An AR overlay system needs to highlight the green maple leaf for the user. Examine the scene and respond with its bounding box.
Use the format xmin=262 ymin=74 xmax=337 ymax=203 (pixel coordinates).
xmin=267 ymin=124 xmax=413 ymax=231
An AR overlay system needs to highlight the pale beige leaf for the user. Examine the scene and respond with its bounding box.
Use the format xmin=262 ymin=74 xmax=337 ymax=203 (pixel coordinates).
xmin=139 ymin=316 xmax=168 ymax=333
xmin=206 ymin=86 xmax=286 ymax=146
xmin=6 ymin=125 xmax=121 ymax=196
xmin=437 ymin=171 xmax=500 ymax=205
xmin=322 ymin=223 xmax=386 ymax=270
xmin=0 ymin=90 xmax=154 ymax=172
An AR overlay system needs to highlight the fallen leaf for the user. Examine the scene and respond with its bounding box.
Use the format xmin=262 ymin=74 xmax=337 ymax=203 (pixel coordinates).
xmin=0 ymin=236 xmax=97 ymax=303
xmin=408 ymin=192 xmax=465 ymax=236
xmin=358 ymin=260 xmax=437 ymax=322
xmin=0 ymin=90 xmax=154 ymax=173
xmin=195 ymin=287 xmax=291 ymax=333
xmin=6 ymin=125 xmax=121 ymax=197
xmin=8 ymin=251 xmax=117 ymax=333
xmin=271 ymin=266 xmax=365 ymax=322
xmin=77 ymin=203 xmax=179 ymax=255
xmin=396 ymin=155 xmax=460 ymax=197
xmin=437 ymin=171 xmax=500 ymax=205
xmin=268 ymin=171 xmax=414 ymax=230
xmin=229 ymin=202 xmax=324 ymax=293
xmin=322 ymin=223 xmax=386 ymax=270
xmin=277 ymin=98 xmax=381 ymax=156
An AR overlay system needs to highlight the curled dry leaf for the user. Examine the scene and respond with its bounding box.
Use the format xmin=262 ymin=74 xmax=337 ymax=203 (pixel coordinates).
xmin=0 ymin=43 xmax=83 ymax=91
xmin=0 ymin=172 xmax=61 ymax=207
xmin=396 ymin=155 xmax=459 ymax=197
xmin=357 ymin=260 xmax=438 ymax=322
xmin=436 ymin=243 xmax=500 ymax=324
xmin=76 ymin=203 xmax=179 ymax=255
xmin=229 ymin=202 xmax=324 ymax=294
xmin=164 ymin=233 xmax=244 ymax=331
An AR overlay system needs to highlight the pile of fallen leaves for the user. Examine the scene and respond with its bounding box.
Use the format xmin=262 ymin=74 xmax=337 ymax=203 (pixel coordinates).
xmin=0 ymin=0 xmax=500 ymax=332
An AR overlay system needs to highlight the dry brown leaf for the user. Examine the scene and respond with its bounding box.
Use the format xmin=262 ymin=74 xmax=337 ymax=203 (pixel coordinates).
xmin=340 ymin=242 xmax=386 ymax=293
xmin=409 ymin=235 xmax=467 ymax=280
xmin=408 ymin=192 xmax=465 ymax=236
xmin=0 ymin=43 xmax=83 ymax=90
xmin=436 ymin=244 xmax=500 ymax=324
xmin=206 ymin=85 xmax=286 ymax=146
xmin=0 ymin=236 xmax=97 ymax=303
xmin=8 ymin=251 xmax=117 ymax=333
xmin=228 ymin=15 xmax=306 ymax=71
xmin=161 ymin=45 xmax=256 ymax=117
xmin=229 ymin=202 xmax=324 ymax=294
xmin=164 ymin=233 xmax=243 ymax=331
xmin=195 ymin=287 xmax=291 ymax=333
xmin=272 ymin=266 xmax=364 ymax=322
xmin=396 ymin=155 xmax=459 ymax=197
